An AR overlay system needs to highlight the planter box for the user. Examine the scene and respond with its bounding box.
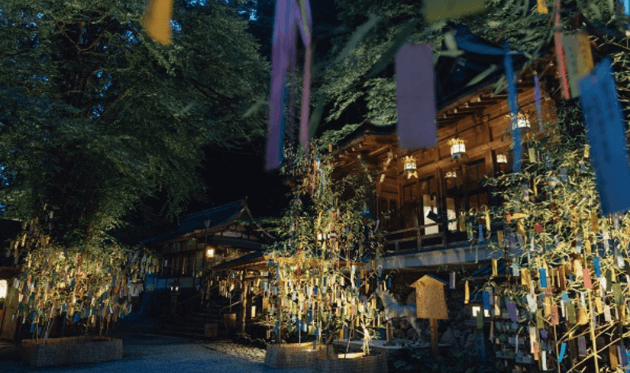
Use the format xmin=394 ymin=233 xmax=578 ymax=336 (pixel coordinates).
xmin=205 ymin=323 xmax=218 ymax=337
xmin=312 ymin=352 xmax=388 ymax=373
xmin=224 ymin=313 xmax=237 ymax=328
xmin=21 ymin=336 xmax=123 ymax=367
xmin=264 ymin=342 xmax=329 ymax=369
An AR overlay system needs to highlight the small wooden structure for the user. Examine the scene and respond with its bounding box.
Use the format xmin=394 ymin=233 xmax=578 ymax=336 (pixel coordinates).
xmin=411 ymin=275 xmax=448 ymax=356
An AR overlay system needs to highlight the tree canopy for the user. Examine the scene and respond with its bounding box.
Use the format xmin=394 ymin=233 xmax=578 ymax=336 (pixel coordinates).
xmin=312 ymin=0 xmax=630 ymax=137
xmin=0 ymin=0 xmax=269 ymax=246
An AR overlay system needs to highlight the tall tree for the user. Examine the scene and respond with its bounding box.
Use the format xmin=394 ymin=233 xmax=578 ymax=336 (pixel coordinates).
xmin=0 ymin=0 xmax=269 ymax=246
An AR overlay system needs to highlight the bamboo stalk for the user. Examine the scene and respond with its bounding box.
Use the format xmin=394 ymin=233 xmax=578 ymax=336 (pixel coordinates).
xmin=587 ymin=291 xmax=599 ymax=373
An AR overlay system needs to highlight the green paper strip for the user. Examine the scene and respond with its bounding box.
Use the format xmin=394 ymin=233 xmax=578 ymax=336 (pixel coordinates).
xmin=536 ymin=309 xmax=544 ymax=329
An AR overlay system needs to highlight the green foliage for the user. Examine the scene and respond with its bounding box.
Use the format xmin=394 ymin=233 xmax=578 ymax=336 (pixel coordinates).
xmin=478 ymin=100 xmax=630 ymax=370
xmin=315 ymin=0 xmax=630 ymax=142
xmin=0 ymin=0 xmax=269 ymax=246
xmin=7 ymin=219 xmax=159 ymax=337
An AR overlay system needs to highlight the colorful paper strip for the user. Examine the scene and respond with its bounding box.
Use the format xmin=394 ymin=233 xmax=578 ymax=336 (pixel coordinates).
xmin=396 ymin=43 xmax=437 ymax=151
xmin=579 ymin=57 xmax=630 ymax=215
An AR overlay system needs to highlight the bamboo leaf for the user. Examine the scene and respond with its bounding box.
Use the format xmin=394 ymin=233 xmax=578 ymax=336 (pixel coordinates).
xmin=466 ymin=64 xmax=498 ymax=87
xmin=334 ymin=14 xmax=380 ymax=64
xmin=367 ymin=18 xmax=419 ymax=78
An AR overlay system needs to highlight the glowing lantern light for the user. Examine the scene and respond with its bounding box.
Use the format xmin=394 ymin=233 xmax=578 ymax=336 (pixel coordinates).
xmin=497 ymin=154 xmax=508 ymax=164
xmin=403 ymin=156 xmax=418 ymax=179
xmin=511 ymin=112 xmax=531 ymax=130
xmin=448 ymin=138 xmax=466 ymax=159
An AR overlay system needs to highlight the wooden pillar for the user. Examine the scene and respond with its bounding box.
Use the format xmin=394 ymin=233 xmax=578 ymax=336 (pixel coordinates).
xmin=436 ymin=168 xmax=448 ymax=246
xmin=482 ymin=114 xmax=498 ymax=209
xmin=241 ymin=282 xmax=248 ymax=334
xmin=430 ymin=318 xmax=439 ymax=357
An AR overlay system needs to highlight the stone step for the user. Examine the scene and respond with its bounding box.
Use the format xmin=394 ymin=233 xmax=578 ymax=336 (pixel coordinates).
xmin=161 ymin=324 xmax=206 ymax=335
xmin=184 ymin=317 xmax=223 ymax=325
xmin=156 ymin=328 xmax=218 ymax=340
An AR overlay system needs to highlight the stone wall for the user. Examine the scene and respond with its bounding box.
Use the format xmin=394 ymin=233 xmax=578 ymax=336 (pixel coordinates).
xmin=21 ymin=336 xmax=123 ymax=367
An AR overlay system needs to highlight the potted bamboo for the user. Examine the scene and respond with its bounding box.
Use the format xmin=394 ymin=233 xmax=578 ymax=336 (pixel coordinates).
xmin=263 ymin=145 xmax=386 ymax=372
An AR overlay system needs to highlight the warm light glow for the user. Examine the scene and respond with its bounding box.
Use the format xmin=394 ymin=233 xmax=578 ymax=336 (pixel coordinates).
xmin=497 ymin=154 xmax=507 ymax=164
xmin=510 ymin=112 xmax=531 ymax=129
xmin=402 ymin=156 xmax=418 ymax=179
xmin=251 ymin=305 xmax=256 ymax=318
xmin=403 ymin=155 xmax=416 ymax=171
xmin=448 ymin=138 xmax=466 ymax=158
xmin=206 ymin=247 xmax=215 ymax=258
xmin=445 ymin=170 xmax=457 ymax=178
xmin=0 ymin=280 xmax=7 ymax=299
xmin=471 ymin=305 xmax=490 ymax=317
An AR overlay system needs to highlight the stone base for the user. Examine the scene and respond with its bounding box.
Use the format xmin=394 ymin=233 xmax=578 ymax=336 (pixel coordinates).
xmin=312 ymin=353 xmax=388 ymax=373
xmin=21 ymin=336 xmax=123 ymax=367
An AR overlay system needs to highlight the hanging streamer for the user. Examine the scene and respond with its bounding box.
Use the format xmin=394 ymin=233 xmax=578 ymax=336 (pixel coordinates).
xmin=396 ymin=43 xmax=437 ymax=150
xmin=579 ymin=57 xmax=630 ymax=215
xmin=504 ymin=43 xmax=522 ymax=172
xmin=266 ymin=0 xmax=312 ymax=170
xmin=534 ymin=74 xmax=544 ymax=131
xmin=554 ymin=0 xmax=571 ymax=99
xmin=142 ymin=0 xmax=174 ymax=45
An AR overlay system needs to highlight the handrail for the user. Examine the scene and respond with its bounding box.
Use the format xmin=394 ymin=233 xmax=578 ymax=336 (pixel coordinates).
xmin=177 ymin=293 xmax=201 ymax=307
xmin=219 ymin=299 xmax=243 ymax=314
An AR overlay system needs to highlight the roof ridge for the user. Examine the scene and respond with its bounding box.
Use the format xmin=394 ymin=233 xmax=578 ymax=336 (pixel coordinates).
xmin=181 ymin=199 xmax=245 ymax=222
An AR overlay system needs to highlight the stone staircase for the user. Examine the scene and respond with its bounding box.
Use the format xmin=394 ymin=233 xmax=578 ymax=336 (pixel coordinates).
xmin=160 ymin=293 xmax=241 ymax=339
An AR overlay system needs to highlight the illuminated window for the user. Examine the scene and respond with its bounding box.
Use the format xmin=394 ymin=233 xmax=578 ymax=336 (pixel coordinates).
xmin=471 ymin=305 xmax=490 ymax=317
xmin=0 ymin=280 xmax=7 ymax=299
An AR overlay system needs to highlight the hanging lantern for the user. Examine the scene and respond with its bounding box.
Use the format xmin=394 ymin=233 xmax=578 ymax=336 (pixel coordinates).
xmin=206 ymin=247 xmax=215 ymax=258
xmin=445 ymin=170 xmax=457 ymax=178
xmin=448 ymin=138 xmax=466 ymax=159
xmin=510 ymin=112 xmax=531 ymax=130
xmin=497 ymin=153 xmax=508 ymax=164
xmin=403 ymin=156 xmax=418 ymax=179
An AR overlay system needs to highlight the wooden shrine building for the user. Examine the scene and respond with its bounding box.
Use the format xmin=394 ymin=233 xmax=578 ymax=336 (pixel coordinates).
xmin=330 ymin=26 xmax=560 ymax=273
xmin=141 ymin=199 xmax=273 ymax=290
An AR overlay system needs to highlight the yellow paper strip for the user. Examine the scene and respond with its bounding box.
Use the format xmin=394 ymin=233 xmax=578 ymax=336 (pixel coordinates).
xmin=142 ymin=0 xmax=174 ymax=45
xmin=424 ymin=0 xmax=484 ymax=22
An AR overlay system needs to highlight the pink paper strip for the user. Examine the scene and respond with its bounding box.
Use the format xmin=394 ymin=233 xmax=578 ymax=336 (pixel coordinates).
xmin=554 ymin=0 xmax=570 ymax=100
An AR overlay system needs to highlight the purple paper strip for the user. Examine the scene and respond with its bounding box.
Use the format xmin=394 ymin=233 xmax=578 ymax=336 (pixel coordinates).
xmin=534 ymin=74 xmax=543 ymax=131
xmin=579 ymin=57 xmax=630 ymax=215
xmin=506 ymin=300 xmax=518 ymax=321
xmin=396 ymin=43 xmax=437 ymax=150
xmin=266 ymin=0 xmax=298 ymax=170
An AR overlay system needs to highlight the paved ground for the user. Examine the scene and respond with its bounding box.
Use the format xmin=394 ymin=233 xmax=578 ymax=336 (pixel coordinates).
xmin=0 ymin=334 xmax=307 ymax=373
xmin=203 ymin=340 xmax=267 ymax=363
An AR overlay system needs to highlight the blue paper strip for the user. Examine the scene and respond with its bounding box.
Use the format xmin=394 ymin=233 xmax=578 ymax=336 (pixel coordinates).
xmin=579 ymin=57 xmax=630 ymax=215
xmin=483 ymin=291 xmax=491 ymax=311
xmin=624 ymin=0 xmax=630 ymax=16
xmin=594 ymin=256 xmax=602 ymax=278
xmin=396 ymin=43 xmax=437 ymax=150
xmin=535 ymin=74 xmax=544 ymax=131
xmin=539 ymin=268 xmax=548 ymax=288
xmin=558 ymin=342 xmax=567 ymax=362
xmin=504 ymin=43 xmax=522 ymax=172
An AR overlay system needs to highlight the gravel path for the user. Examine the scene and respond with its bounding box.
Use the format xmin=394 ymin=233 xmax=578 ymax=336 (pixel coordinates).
xmin=0 ymin=334 xmax=307 ymax=373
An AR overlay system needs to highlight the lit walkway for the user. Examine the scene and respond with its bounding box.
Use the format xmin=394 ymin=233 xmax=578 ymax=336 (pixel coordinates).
xmin=0 ymin=333 xmax=306 ymax=373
